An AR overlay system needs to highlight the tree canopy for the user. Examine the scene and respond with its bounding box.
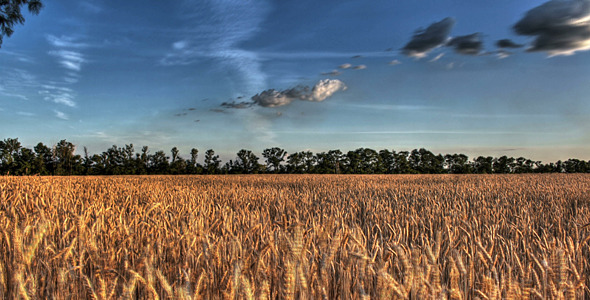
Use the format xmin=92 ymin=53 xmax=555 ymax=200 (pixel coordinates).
xmin=1 ymin=137 xmax=589 ymax=176
xmin=0 ymin=0 xmax=43 ymax=47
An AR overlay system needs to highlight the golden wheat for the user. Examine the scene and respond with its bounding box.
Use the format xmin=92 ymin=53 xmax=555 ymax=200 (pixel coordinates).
xmin=0 ymin=174 xmax=588 ymax=299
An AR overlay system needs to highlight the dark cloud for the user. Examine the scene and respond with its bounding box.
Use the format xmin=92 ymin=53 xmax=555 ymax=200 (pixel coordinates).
xmin=402 ymin=17 xmax=455 ymax=58
xmin=251 ymin=89 xmax=294 ymax=107
xmin=496 ymin=39 xmax=524 ymax=48
xmin=513 ymin=0 xmax=590 ymax=56
xmin=351 ymin=55 xmax=362 ymax=59
xmin=220 ymin=101 xmax=254 ymax=109
xmin=447 ymin=33 xmax=484 ymax=55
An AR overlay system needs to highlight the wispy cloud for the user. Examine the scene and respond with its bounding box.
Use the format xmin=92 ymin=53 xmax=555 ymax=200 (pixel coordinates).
xmin=162 ymin=0 xmax=270 ymax=95
xmin=429 ymin=53 xmax=445 ymax=62
xmin=0 ymin=68 xmax=38 ymax=100
xmin=1 ymin=50 xmax=35 ymax=63
xmin=39 ymin=85 xmax=76 ymax=107
xmin=79 ymin=1 xmax=103 ymax=14
xmin=43 ymin=35 xmax=89 ymax=109
xmin=347 ymin=104 xmax=439 ymax=111
xmin=46 ymin=35 xmax=89 ymax=49
xmin=54 ymin=110 xmax=69 ymax=120
xmin=49 ymin=50 xmax=86 ymax=72
xmin=17 ymin=112 xmax=35 ymax=117
xmin=270 ymin=130 xmax=556 ymax=136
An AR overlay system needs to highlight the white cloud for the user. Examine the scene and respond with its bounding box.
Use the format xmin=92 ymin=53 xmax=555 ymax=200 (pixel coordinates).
xmin=429 ymin=53 xmax=445 ymax=62
xmin=40 ymin=85 xmax=77 ymax=107
xmin=306 ymin=79 xmax=348 ymax=102
xmin=173 ymin=40 xmax=188 ymax=50
xmin=54 ymin=110 xmax=69 ymax=120
xmin=251 ymin=79 xmax=347 ymax=107
xmin=46 ymin=35 xmax=88 ymax=49
xmin=389 ymin=59 xmax=402 ymax=66
xmin=49 ymin=50 xmax=86 ymax=71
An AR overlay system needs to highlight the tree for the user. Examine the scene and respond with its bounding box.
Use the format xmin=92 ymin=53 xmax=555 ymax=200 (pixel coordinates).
xmin=149 ymin=150 xmax=169 ymax=174
xmin=409 ymin=148 xmax=444 ymax=174
xmin=14 ymin=146 xmax=34 ymax=175
xmin=0 ymin=137 xmax=21 ymax=174
xmin=314 ymin=150 xmax=344 ymax=174
xmin=203 ymin=149 xmax=220 ymax=174
xmin=234 ymin=149 xmax=261 ymax=174
xmin=262 ymin=147 xmax=286 ymax=173
xmin=493 ymin=156 xmax=514 ymax=174
xmin=0 ymin=0 xmax=43 ymax=48
xmin=473 ymin=156 xmax=493 ymax=174
xmin=33 ymin=142 xmax=52 ymax=175
xmin=53 ymin=139 xmax=79 ymax=175
xmin=444 ymin=153 xmax=471 ymax=174
xmin=185 ymin=148 xmax=200 ymax=174
xmin=169 ymin=147 xmax=186 ymax=174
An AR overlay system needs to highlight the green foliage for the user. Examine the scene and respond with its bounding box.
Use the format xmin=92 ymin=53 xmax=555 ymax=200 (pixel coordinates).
xmin=0 ymin=0 xmax=43 ymax=47
xmin=0 ymin=137 xmax=589 ymax=175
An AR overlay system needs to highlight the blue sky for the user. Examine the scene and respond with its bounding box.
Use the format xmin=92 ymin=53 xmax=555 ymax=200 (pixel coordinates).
xmin=1 ymin=0 xmax=590 ymax=162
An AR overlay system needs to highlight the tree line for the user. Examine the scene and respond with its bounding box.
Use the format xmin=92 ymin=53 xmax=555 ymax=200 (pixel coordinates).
xmin=0 ymin=137 xmax=589 ymax=176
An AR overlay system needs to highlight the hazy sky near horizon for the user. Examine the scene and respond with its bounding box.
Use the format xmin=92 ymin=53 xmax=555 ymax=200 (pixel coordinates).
xmin=1 ymin=0 xmax=590 ymax=162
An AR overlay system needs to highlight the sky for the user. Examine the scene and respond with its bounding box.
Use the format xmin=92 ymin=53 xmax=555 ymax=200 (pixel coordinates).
xmin=1 ymin=0 xmax=590 ymax=162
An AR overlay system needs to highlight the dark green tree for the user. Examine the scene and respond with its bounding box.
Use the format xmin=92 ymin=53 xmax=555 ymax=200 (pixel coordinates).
xmin=0 ymin=0 xmax=43 ymax=47
xmin=53 ymin=139 xmax=79 ymax=175
xmin=0 ymin=137 xmax=21 ymax=174
xmin=169 ymin=147 xmax=186 ymax=174
xmin=409 ymin=148 xmax=444 ymax=174
xmin=203 ymin=149 xmax=220 ymax=174
xmin=473 ymin=156 xmax=493 ymax=174
xmin=14 ymin=146 xmax=34 ymax=175
xmin=33 ymin=142 xmax=52 ymax=175
xmin=314 ymin=150 xmax=344 ymax=174
xmin=234 ymin=149 xmax=261 ymax=174
xmin=149 ymin=150 xmax=169 ymax=174
xmin=444 ymin=153 xmax=471 ymax=174
xmin=493 ymin=156 xmax=514 ymax=174
xmin=185 ymin=148 xmax=200 ymax=174
xmin=262 ymin=147 xmax=286 ymax=173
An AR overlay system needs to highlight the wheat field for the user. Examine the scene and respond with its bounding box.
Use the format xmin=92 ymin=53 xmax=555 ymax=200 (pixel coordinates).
xmin=0 ymin=174 xmax=588 ymax=299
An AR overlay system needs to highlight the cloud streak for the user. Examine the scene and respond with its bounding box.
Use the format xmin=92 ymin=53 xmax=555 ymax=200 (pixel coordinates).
xmin=49 ymin=50 xmax=86 ymax=71
xmin=162 ymin=0 xmax=270 ymax=95
xmin=43 ymin=35 xmax=89 ymax=109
